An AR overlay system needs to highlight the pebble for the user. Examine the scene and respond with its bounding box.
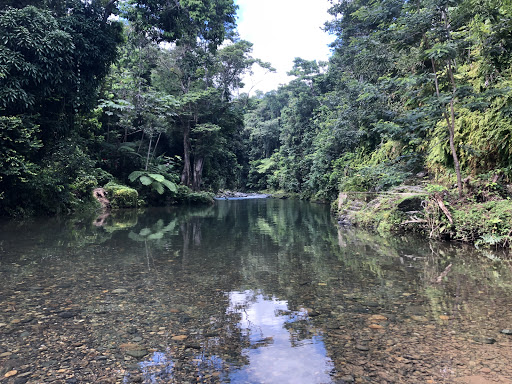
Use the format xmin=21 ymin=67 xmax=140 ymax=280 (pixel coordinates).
xmin=125 ymin=349 xmax=148 ymax=358
xmin=501 ymin=329 xmax=512 ymax=335
xmin=410 ymin=315 xmax=429 ymax=322
xmin=112 ymin=289 xmax=128 ymax=294
xmin=355 ymin=344 xmax=370 ymax=351
xmin=58 ymin=311 xmax=75 ymax=319
xmin=4 ymin=370 xmax=18 ymax=378
xmin=473 ymin=337 xmax=496 ymax=344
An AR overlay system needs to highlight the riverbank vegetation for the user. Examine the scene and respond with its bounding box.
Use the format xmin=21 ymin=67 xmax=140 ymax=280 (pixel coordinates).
xmin=1 ymin=0 xmax=512 ymax=247
xmin=0 ymin=0 xmax=266 ymax=216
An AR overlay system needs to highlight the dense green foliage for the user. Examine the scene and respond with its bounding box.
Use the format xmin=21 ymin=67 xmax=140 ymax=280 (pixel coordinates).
xmin=0 ymin=0 xmax=268 ymax=215
xmin=0 ymin=0 xmax=511 ymax=220
xmin=244 ymin=0 xmax=512 ymax=201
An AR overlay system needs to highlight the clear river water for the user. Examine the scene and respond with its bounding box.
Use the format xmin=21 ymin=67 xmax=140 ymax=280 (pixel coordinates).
xmin=1 ymin=199 xmax=512 ymax=384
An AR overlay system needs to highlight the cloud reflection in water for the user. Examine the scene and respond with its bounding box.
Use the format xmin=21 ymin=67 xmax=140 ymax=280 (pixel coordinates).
xmin=227 ymin=290 xmax=334 ymax=384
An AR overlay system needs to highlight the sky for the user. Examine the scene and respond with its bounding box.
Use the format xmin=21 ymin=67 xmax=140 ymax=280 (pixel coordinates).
xmin=235 ymin=0 xmax=334 ymax=95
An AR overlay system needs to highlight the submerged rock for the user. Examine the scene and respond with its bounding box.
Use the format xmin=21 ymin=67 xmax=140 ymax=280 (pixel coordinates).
xmin=125 ymin=349 xmax=148 ymax=358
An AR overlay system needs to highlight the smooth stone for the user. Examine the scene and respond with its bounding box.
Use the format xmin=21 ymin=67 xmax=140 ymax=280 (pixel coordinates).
xmin=125 ymin=350 xmax=148 ymax=358
xmin=340 ymin=375 xmax=355 ymax=382
xmin=501 ymin=329 xmax=512 ymax=335
xmin=132 ymin=337 xmax=143 ymax=342
xmin=355 ymin=344 xmax=369 ymax=351
xmin=58 ymin=312 xmax=75 ymax=319
xmin=473 ymin=336 xmax=496 ymax=344
xmin=410 ymin=315 xmax=429 ymax=322
xmin=112 ymin=289 xmax=128 ymax=294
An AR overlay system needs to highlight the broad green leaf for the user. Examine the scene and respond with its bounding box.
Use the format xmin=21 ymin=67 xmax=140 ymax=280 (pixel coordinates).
xmin=148 ymin=232 xmax=164 ymax=240
xmin=152 ymin=181 xmax=164 ymax=194
xmin=160 ymin=179 xmax=177 ymax=192
xmin=139 ymin=175 xmax=152 ymax=185
xmin=128 ymin=171 xmax=144 ymax=182
xmin=148 ymin=173 xmax=165 ymax=182
xmin=139 ymin=228 xmax=152 ymax=236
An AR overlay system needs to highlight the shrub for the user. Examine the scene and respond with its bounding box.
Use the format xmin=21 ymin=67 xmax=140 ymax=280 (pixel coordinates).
xmin=104 ymin=182 xmax=139 ymax=209
xmin=451 ymin=200 xmax=512 ymax=244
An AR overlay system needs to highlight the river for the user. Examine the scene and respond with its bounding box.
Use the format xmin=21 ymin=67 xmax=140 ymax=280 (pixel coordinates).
xmin=1 ymin=199 xmax=512 ymax=383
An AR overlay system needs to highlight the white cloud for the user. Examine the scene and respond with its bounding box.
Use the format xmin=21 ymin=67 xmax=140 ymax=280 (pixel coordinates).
xmin=235 ymin=0 xmax=334 ymax=95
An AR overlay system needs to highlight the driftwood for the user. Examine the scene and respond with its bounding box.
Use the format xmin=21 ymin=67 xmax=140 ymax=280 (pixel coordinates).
xmin=434 ymin=193 xmax=452 ymax=224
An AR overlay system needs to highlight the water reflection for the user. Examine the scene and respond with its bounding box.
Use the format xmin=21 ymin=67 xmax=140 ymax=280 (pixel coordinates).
xmin=1 ymin=200 xmax=512 ymax=383
xmin=138 ymin=351 xmax=174 ymax=383
xmin=227 ymin=290 xmax=334 ymax=384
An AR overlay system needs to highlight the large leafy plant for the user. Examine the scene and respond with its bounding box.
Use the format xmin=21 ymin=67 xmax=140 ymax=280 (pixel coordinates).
xmin=128 ymin=169 xmax=177 ymax=195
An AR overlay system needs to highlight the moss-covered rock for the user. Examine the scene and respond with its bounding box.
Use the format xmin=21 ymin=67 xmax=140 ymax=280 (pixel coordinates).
xmin=104 ymin=182 xmax=139 ymax=209
xmin=335 ymin=184 xmax=512 ymax=247
xmin=173 ymin=185 xmax=215 ymax=205
xmin=335 ymin=189 xmax=428 ymax=234
xmin=355 ymin=194 xmax=428 ymax=234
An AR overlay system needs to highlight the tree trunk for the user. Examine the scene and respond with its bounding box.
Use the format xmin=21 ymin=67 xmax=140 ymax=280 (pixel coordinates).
xmin=145 ymin=134 xmax=152 ymax=171
xmin=448 ymin=99 xmax=463 ymax=196
xmin=431 ymin=58 xmax=463 ymax=197
xmin=181 ymin=122 xmax=192 ymax=186
xmin=151 ymin=132 xmax=162 ymax=163
xmin=192 ymin=157 xmax=204 ymax=191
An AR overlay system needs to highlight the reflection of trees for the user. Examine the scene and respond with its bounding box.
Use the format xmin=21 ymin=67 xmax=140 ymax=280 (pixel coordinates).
xmin=3 ymin=200 xmax=512 ymax=382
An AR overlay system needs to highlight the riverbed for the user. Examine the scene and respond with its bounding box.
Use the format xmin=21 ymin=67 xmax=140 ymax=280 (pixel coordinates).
xmin=1 ymin=199 xmax=512 ymax=383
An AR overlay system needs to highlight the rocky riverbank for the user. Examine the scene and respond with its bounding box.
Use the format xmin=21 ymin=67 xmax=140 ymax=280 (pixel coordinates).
xmin=334 ymin=184 xmax=512 ymax=249
xmin=214 ymin=190 xmax=271 ymax=200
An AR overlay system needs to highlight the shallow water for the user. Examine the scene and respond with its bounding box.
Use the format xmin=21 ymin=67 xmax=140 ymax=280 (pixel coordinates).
xmin=1 ymin=199 xmax=512 ymax=383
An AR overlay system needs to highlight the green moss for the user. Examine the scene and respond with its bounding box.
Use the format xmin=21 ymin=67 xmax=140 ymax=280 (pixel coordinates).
xmin=172 ymin=185 xmax=215 ymax=205
xmin=341 ymin=186 xmax=512 ymax=247
xmin=347 ymin=193 xmax=428 ymax=235
xmin=104 ymin=182 xmax=139 ymax=209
